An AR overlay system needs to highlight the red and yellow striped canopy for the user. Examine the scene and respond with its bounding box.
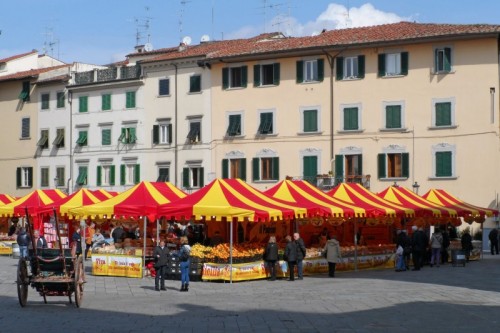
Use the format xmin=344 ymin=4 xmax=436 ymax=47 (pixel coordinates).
xmin=38 ymin=189 xmax=116 ymax=217
xmin=423 ymin=189 xmax=498 ymax=219
xmin=327 ymin=183 xmax=414 ymax=217
xmin=0 ymin=189 xmax=67 ymax=217
xmin=69 ymin=182 xmax=186 ymax=220
xmin=0 ymin=194 xmax=16 ymax=205
xmin=158 ymin=178 xmax=308 ymax=222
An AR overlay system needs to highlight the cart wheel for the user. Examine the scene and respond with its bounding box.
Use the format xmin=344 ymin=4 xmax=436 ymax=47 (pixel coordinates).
xmin=74 ymin=257 xmax=84 ymax=308
xmin=16 ymin=258 xmax=29 ymax=307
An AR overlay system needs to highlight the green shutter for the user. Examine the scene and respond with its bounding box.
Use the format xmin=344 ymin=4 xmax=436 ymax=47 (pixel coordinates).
xmin=402 ymin=153 xmax=409 ymax=178
xmin=222 ymin=159 xmax=229 ymax=178
xmin=199 ymin=168 xmax=204 ymax=187
xmin=336 ymin=57 xmax=344 ymax=80
xmin=110 ymin=165 xmax=115 ymax=186
xmin=436 ymin=152 xmax=452 ymax=177
xmin=241 ymin=66 xmax=248 ymax=88
xmin=182 ymin=168 xmax=189 ymax=188
xmin=358 ymin=154 xmax=363 ymax=175
xmin=190 ymin=75 xmax=201 ymax=92
xmin=167 ymin=124 xmax=172 ymax=143
xmin=358 ymin=55 xmax=365 ymax=78
xmin=378 ymin=54 xmax=386 ymax=77
xmin=240 ymin=158 xmax=247 ymax=181
xmin=273 ymin=63 xmax=280 ymax=85
xmin=386 ymin=105 xmax=401 ymax=129
xmin=153 ymin=125 xmax=159 ymax=144
xmin=252 ymin=158 xmax=260 ymax=181
xmin=444 ymin=48 xmax=451 ymax=72
xmin=222 ymin=68 xmax=229 ymax=89
xmin=378 ymin=154 xmax=386 ymax=179
xmin=303 ymin=156 xmax=318 ymax=184
xmin=96 ymin=166 xmax=102 ymax=186
xmin=102 ymin=94 xmax=111 ymax=110
xmin=335 ymin=155 xmax=343 ymax=183
xmin=253 ymin=65 xmax=261 ymax=87
xmin=102 ymin=129 xmax=111 ymax=145
xmin=27 ymin=167 xmax=33 ymax=187
xmin=401 ymin=52 xmax=409 ymax=75
xmin=296 ymin=61 xmax=304 ymax=83
xmin=129 ymin=127 xmax=136 ymax=144
xmin=436 ymin=102 xmax=451 ymax=126
xmin=41 ymin=94 xmax=49 ymax=109
xmin=120 ymin=164 xmax=126 ymax=185
xmin=79 ymin=96 xmax=88 ymax=112
xmin=134 ymin=164 xmax=140 ymax=184
xmin=16 ymin=168 xmax=22 ymax=188
xmin=304 ymin=110 xmax=318 ymax=132
xmin=344 ymin=108 xmax=358 ymax=130
xmin=272 ymin=157 xmax=279 ymax=180
xmin=126 ymin=91 xmax=136 ymax=108
xmin=317 ymin=59 xmax=324 ymax=82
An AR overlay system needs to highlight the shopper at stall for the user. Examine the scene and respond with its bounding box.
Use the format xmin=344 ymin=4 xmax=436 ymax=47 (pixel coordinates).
xmin=293 ymin=232 xmax=306 ymax=280
xmin=411 ymin=226 xmax=427 ymax=271
xmin=8 ymin=220 xmax=18 ymax=236
xmin=488 ymin=228 xmax=499 ymax=255
xmin=429 ymin=228 xmax=443 ymax=267
xmin=323 ymin=234 xmax=342 ymax=278
xmin=33 ymin=230 xmax=48 ymax=249
xmin=85 ymin=222 xmax=96 ymax=260
xmin=284 ymin=235 xmax=297 ymax=281
xmin=72 ymin=227 xmax=82 ymax=256
xmin=461 ymin=229 xmax=473 ymax=262
xmin=154 ymin=240 xmax=170 ymax=291
xmin=179 ymin=236 xmax=191 ymax=292
xmin=111 ymin=223 xmax=126 ymax=244
xmin=92 ymin=228 xmax=106 ymax=250
xmin=263 ymin=236 xmax=279 ymax=281
xmin=16 ymin=228 xmax=29 ymax=258
xmin=396 ymin=229 xmax=411 ymax=270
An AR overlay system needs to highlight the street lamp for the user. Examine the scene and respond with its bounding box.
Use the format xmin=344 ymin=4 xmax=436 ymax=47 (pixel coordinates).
xmin=412 ymin=181 xmax=420 ymax=194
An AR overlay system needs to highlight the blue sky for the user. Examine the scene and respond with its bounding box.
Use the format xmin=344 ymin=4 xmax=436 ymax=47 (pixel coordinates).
xmin=1 ymin=0 xmax=499 ymax=65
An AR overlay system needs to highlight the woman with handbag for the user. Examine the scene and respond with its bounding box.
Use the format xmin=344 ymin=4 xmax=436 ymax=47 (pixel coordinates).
xmin=323 ymin=234 xmax=342 ymax=277
xmin=178 ymin=236 xmax=191 ymax=292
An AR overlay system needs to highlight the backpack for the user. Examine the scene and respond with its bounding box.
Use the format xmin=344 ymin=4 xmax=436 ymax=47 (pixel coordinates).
xmin=179 ymin=246 xmax=190 ymax=261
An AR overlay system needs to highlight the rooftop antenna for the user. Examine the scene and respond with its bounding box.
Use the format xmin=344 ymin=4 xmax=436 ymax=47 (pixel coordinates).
xmin=345 ymin=0 xmax=352 ymax=28
xmin=259 ymin=0 xmax=286 ymax=33
xmin=179 ymin=0 xmax=191 ymax=42
xmin=135 ymin=6 xmax=152 ymax=46
xmin=42 ymin=26 xmax=59 ymax=58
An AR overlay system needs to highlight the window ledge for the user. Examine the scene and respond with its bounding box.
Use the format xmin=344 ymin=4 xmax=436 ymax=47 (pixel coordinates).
xmin=225 ymin=135 xmax=245 ymax=139
xmin=188 ymin=91 xmax=202 ymax=95
xmin=255 ymin=84 xmax=278 ymax=88
xmin=428 ymin=176 xmax=458 ymax=181
xmin=256 ymin=133 xmax=278 ymax=137
xmin=431 ymin=70 xmax=455 ymax=75
xmin=225 ymin=87 xmax=245 ymax=91
xmin=428 ymin=125 xmax=458 ymax=130
xmin=253 ymin=180 xmax=279 ymax=184
xmin=379 ymin=128 xmax=408 ymax=132
xmin=379 ymin=177 xmax=408 ymax=182
xmin=337 ymin=129 xmax=364 ymax=134
xmin=297 ymin=131 xmax=323 ymax=136
xmin=339 ymin=76 xmax=363 ymax=81
xmin=155 ymin=143 xmax=172 ymax=146
xmin=157 ymin=94 xmax=171 ymax=98
xmin=381 ymin=74 xmax=406 ymax=78
xmin=19 ymin=137 xmax=31 ymax=140
xmin=299 ymin=80 xmax=321 ymax=85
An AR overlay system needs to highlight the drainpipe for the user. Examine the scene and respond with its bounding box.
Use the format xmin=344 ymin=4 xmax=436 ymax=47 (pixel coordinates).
xmin=68 ymin=89 xmax=73 ymax=193
xmin=174 ymin=63 xmax=178 ymax=187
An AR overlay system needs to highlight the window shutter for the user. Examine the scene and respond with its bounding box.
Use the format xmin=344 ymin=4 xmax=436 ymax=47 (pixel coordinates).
xmin=159 ymin=79 xmax=169 ymax=95
xmin=436 ymin=152 xmax=452 ymax=177
xmin=199 ymin=168 xmax=204 ymax=187
xmin=110 ymin=165 xmax=115 ymax=186
xmin=222 ymin=159 xmax=229 ymax=178
xmin=241 ymin=158 xmax=247 ymax=181
xmin=129 ymin=127 xmax=136 ymax=143
xmin=296 ymin=61 xmax=304 ymax=83
xmin=358 ymin=154 xmax=363 ymax=175
xmin=434 ymin=48 xmax=439 ymax=72
xmin=153 ymin=125 xmax=159 ymax=144
xmin=378 ymin=54 xmax=386 ymax=77
xmin=273 ymin=63 xmax=280 ymax=85
xmin=253 ymin=65 xmax=261 ymax=87
xmin=16 ymin=168 xmax=22 ymax=188
xmin=378 ymin=154 xmax=386 ymax=179
xmin=182 ymin=168 xmax=189 ymax=188
xmin=444 ymin=48 xmax=451 ymax=72
xmin=402 ymin=153 xmax=409 ymax=178
xmin=27 ymin=167 xmax=33 ymax=187
xmin=120 ymin=164 xmax=126 ymax=185
xmin=272 ymin=157 xmax=279 ymax=180
xmin=96 ymin=166 xmax=102 ymax=186
xmin=222 ymin=68 xmax=229 ymax=89
xmin=336 ymin=57 xmax=344 ymax=80
xmin=317 ymin=59 xmax=324 ymax=82
xmin=357 ymin=55 xmax=365 ymax=78
xmin=167 ymin=124 xmax=172 ymax=143
xmin=102 ymin=129 xmax=111 ymax=145
xmin=252 ymin=158 xmax=260 ymax=181
xmin=334 ymin=155 xmax=343 ymax=182
xmin=134 ymin=164 xmax=140 ymax=184
xmin=241 ymin=66 xmax=248 ymax=88
xmin=304 ymin=110 xmax=318 ymax=132
xmin=401 ymin=52 xmax=409 ymax=75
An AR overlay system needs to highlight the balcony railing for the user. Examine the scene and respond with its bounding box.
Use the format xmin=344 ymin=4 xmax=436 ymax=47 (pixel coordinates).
xmin=73 ymin=65 xmax=140 ymax=85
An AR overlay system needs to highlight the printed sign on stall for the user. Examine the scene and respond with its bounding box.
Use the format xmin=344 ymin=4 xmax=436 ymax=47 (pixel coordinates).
xmin=92 ymin=254 xmax=142 ymax=278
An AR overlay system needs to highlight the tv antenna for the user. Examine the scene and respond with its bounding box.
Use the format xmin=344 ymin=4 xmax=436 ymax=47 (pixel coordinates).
xmin=135 ymin=6 xmax=152 ymax=46
xmin=179 ymin=0 xmax=191 ymax=42
xmin=42 ymin=26 xmax=59 ymax=58
xmin=258 ymin=0 xmax=287 ymax=33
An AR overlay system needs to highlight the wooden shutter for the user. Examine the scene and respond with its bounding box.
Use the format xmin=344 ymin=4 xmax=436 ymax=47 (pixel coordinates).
xmin=378 ymin=54 xmax=386 ymax=77
xmin=199 ymin=168 xmax=204 ymax=187
xmin=252 ymin=158 xmax=260 ymax=181
xmin=296 ymin=61 xmax=304 ymax=83
xmin=336 ymin=57 xmax=344 ymax=80
xmin=222 ymin=68 xmax=229 ymax=89
xmin=134 ymin=164 xmax=140 ymax=184
xmin=357 ymin=55 xmax=365 ymax=78
xmin=110 ymin=165 xmax=116 ymax=186
xmin=241 ymin=66 xmax=248 ymax=88
xmin=253 ymin=65 xmax=261 ymax=87
xmin=240 ymin=158 xmax=247 ymax=181
xmin=436 ymin=152 xmax=452 ymax=177
xmin=96 ymin=166 xmax=102 ymax=186
xmin=102 ymin=129 xmax=111 ymax=145
xmin=378 ymin=154 xmax=386 ymax=179
xmin=317 ymin=59 xmax=324 ymax=82
xmin=304 ymin=110 xmax=318 ymax=132
xmin=272 ymin=157 xmax=279 ymax=180
xmin=120 ymin=164 xmax=126 ymax=185
xmin=79 ymin=96 xmax=87 ymax=112
xmin=444 ymin=48 xmax=451 ymax=72
xmin=401 ymin=52 xmax=409 ymax=75
xmin=16 ymin=168 xmax=22 ymax=188
xmin=182 ymin=168 xmax=189 ymax=188
xmin=402 ymin=153 xmax=409 ymax=178
xmin=153 ymin=125 xmax=159 ymax=144
xmin=273 ymin=63 xmax=280 ymax=86
xmin=167 ymin=124 xmax=172 ymax=143
xmin=222 ymin=159 xmax=229 ymax=178
xmin=335 ymin=155 xmax=343 ymax=182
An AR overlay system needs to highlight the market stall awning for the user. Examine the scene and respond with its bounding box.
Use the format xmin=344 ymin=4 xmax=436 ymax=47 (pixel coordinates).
xmin=422 ymin=189 xmax=499 ymax=221
xmin=0 ymin=194 xmax=16 ymax=205
xmin=157 ymin=178 xmax=308 ymax=222
xmin=378 ymin=186 xmax=463 ymax=218
xmin=327 ymin=183 xmax=415 ymax=218
xmin=265 ymin=179 xmax=386 ymax=218
xmin=37 ymin=189 xmax=112 ymax=217
xmin=69 ymin=182 xmax=186 ymax=220
xmin=92 ymin=189 xmax=118 ymax=200
xmin=0 ymin=189 xmax=67 ymax=217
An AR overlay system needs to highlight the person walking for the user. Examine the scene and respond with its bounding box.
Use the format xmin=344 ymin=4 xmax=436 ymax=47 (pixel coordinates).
xmin=396 ymin=229 xmax=411 ymax=270
xmin=85 ymin=222 xmax=96 ymax=260
xmin=153 ymin=240 xmax=169 ymax=291
xmin=284 ymin=235 xmax=297 ymax=281
xmin=293 ymin=232 xmax=306 ymax=280
xmin=461 ymin=229 xmax=473 ymax=262
xmin=72 ymin=227 xmax=82 ymax=257
xmin=263 ymin=236 xmax=279 ymax=281
xmin=16 ymin=227 xmax=29 ymax=258
xmin=429 ymin=228 xmax=443 ymax=267
xmin=488 ymin=228 xmax=499 ymax=255
xmin=323 ymin=234 xmax=342 ymax=277
xmin=178 ymin=236 xmax=191 ymax=292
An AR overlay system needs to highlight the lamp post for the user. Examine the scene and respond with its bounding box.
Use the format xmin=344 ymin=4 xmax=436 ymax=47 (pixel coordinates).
xmin=412 ymin=181 xmax=420 ymax=195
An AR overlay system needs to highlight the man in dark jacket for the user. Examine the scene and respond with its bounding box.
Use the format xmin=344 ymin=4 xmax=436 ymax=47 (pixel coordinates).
xmin=293 ymin=232 xmax=306 ymax=280
xmin=489 ymin=228 xmax=499 ymax=255
xmin=284 ymin=235 xmax=297 ymax=281
xmin=153 ymin=240 xmax=169 ymax=291
xmin=411 ymin=226 xmax=427 ymax=271
xmin=396 ymin=230 xmax=411 ymax=270
xmin=16 ymin=228 xmax=30 ymax=258
xmin=72 ymin=227 xmax=82 ymax=256
xmin=112 ymin=224 xmax=126 ymax=244
xmin=263 ymin=236 xmax=279 ymax=281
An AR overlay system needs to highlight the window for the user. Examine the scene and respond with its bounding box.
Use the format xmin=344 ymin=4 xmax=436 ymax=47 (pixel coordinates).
xmin=296 ymin=59 xmax=324 ymax=83
xmin=433 ymin=101 xmax=453 ymax=127
xmin=182 ymin=166 xmax=204 ymax=189
xmin=159 ymin=78 xmax=170 ymax=96
xmin=97 ymin=165 xmax=115 ymax=186
xmin=378 ymin=52 xmax=408 ymax=76
xmin=102 ymin=94 xmax=111 ymax=111
xmin=126 ymin=91 xmax=136 ymax=108
xmin=302 ymin=155 xmax=318 ymax=184
xmin=335 ymin=154 xmax=363 ymax=183
xmin=226 ymin=114 xmax=242 ymax=137
xmin=302 ymin=109 xmax=318 ymax=133
xmin=53 ymin=128 xmax=65 ymax=148
xmin=252 ymin=157 xmax=279 ymax=181
xmin=385 ymin=105 xmax=402 ymax=129
xmin=101 ymin=128 xmax=112 ymax=146
xmin=187 ymin=121 xmax=201 ymax=143
xmin=257 ymin=112 xmax=274 ymax=135
xmin=41 ymin=93 xmax=50 ymax=110
xmin=37 ymin=130 xmax=49 ymax=149
xmin=76 ymin=130 xmax=88 ymax=146
xmin=222 ymin=158 xmax=246 ymax=180
xmin=435 ymin=151 xmax=452 ymax=177
xmin=79 ymin=96 xmax=88 ymax=113
xmin=222 ymin=66 xmax=248 ymax=89
xmin=56 ymin=92 xmax=65 ymax=108
xmin=153 ymin=124 xmax=172 ymax=144
xmin=120 ymin=164 xmax=140 ymax=185
xmin=16 ymin=167 xmax=33 ymax=188
xmin=336 ymin=56 xmax=365 ymax=80
xmin=342 ymin=107 xmax=359 ymax=131
xmin=19 ymin=81 xmax=30 ymax=102
xmin=254 ymin=63 xmax=280 ymax=86
xmin=56 ymin=167 xmax=65 ymax=187
xmin=157 ymin=167 xmax=169 ymax=182
xmin=189 ymin=75 xmax=201 ymax=93
xmin=118 ymin=128 xmax=137 ymax=144
xmin=378 ymin=153 xmax=409 ymax=179
xmin=40 ymin=167 xmax=49 ymax=187
xmin=435 ymin=47 xmax=452 ymax=73
xmin=76 ymin=166 xmax=88 ymax=186
xmin=21 ymin=117 xmax=30 ymax=139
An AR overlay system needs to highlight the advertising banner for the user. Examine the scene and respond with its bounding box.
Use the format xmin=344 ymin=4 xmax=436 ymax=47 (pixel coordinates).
xmin=92 ymin=254 xmax=142 ymax=278
xmin=0 ymin=241 xmax=15 ymax=255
